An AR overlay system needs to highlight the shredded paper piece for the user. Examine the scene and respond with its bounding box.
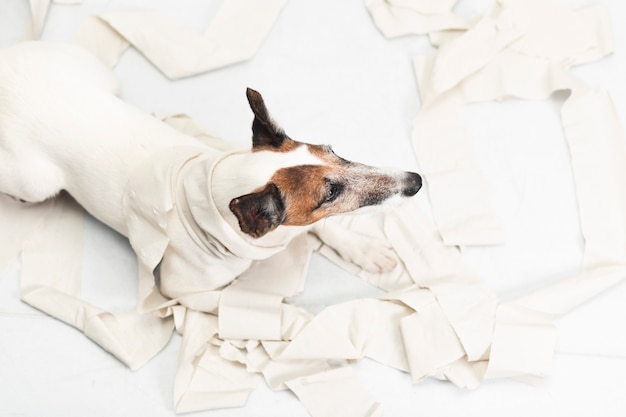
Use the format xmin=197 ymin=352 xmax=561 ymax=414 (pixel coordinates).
xmin=2 ymin=0 xmax=626 ymax=415
xmin=72 ymin=0 xmax=288 ymax=79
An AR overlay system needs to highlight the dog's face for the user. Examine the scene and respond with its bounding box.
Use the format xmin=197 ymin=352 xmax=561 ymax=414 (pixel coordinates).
xmin=229 ymin=89 xmax=422 ymax=238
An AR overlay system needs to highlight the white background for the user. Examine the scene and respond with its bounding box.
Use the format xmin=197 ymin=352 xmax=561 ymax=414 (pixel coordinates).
xmin=1 ymin=0 xmax=626 ymax=416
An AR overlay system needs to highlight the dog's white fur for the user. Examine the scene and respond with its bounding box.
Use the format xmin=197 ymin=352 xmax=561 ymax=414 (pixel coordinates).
xmin=0 ymin=42 xmax=419 ymax=298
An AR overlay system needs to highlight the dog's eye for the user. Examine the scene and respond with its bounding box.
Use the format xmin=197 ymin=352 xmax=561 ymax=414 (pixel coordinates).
xmin=315 ymin=179 xmax=344 ymax=209
xmin=324 ymin=181 xmax=342 ymax=203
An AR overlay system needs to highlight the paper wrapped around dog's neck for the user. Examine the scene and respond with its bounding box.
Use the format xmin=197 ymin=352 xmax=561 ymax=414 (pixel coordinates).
xmin=123 ymin=145 xmax=297 ymax=314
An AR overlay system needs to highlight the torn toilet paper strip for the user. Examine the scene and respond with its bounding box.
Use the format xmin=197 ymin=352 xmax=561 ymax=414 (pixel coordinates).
xmin=23 ymin=0 xmax=286 ymax=78
xmin=411 ymin=0 xmax=613 ymax=246
xmin=13 ymin=194 xmax=174 ymax=371
xmin=72 ymin=0 xmax=288 ymax=79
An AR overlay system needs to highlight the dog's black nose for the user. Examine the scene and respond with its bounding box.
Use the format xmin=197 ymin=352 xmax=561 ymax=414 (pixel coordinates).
xmin=403 ymin=172 xmax=422 ymax=196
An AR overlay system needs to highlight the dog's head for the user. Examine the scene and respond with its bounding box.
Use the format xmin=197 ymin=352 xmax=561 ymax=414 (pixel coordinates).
xmin=228 ymin=88 xmax=422 ymax=238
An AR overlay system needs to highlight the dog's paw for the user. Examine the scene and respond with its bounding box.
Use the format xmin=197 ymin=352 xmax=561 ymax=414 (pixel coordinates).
xmin=339 ymin=236 xmax=399 ymax=274
xmin=312 ymin=220 xmax=400 ymax=274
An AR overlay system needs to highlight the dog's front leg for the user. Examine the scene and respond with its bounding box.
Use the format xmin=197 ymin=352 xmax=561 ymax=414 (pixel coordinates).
xmin=311 ymin=218 xmax=398 ymax=274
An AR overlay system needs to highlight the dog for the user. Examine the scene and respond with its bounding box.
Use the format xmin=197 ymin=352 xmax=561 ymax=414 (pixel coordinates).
xmin=0 ymin=41 xmax=421 ymax=301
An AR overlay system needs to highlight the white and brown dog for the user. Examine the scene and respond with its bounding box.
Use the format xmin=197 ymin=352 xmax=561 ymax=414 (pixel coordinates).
xmin=0 ymin=42 xmax=421 ymax=300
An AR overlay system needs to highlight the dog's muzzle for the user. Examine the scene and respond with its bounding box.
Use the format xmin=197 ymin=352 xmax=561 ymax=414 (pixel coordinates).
xmin=402 ymin=172 xmax=422 ymax=196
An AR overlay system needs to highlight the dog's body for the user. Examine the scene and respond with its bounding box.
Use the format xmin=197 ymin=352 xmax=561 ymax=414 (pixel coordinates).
xmin=0 ymin=42 xmax=421 ymax=299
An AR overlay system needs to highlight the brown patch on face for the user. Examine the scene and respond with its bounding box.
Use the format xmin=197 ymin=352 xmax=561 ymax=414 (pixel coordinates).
xmin=269 ymin=165 xmax=338 ymax=226
xmin=248 ymin=141 xmax=421 ymax=232
xmin=266 ymin=146 xmax=408 ymax=227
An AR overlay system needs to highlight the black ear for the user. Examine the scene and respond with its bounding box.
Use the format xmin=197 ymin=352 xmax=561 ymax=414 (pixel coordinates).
xmin=229 ymin=183 xmax=286 ymax=238
xmin=246 ymin=88 xmax=288 ymax=150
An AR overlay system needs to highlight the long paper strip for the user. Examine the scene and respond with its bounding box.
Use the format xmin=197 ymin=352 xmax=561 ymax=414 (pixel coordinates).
xmin=411 ymin=0 xmax=613 ymax=246
xmin=18 ymin=195 xmax=174 ymax=370
xmin=73 ymin=0 xmax=287 ymax=79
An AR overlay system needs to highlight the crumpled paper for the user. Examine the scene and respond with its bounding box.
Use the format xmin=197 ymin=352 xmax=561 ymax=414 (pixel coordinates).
xmin=410 ymin=0 xmax=613 ymax=246
xmin=402 ymin=0 xmax=626 ymax=381
xmin=4 ymin=0 xmax=626 ymax=416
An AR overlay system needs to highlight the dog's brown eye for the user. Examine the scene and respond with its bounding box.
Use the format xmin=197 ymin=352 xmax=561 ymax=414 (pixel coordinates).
xmin=324 ymin=181 xmax=343 ymax=203
xmin=315 ymin=179 xmax=343 ymax=210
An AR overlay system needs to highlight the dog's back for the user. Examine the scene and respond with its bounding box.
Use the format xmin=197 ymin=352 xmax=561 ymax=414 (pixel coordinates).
xmin=0 ymin=42 xmax=200 ymax=233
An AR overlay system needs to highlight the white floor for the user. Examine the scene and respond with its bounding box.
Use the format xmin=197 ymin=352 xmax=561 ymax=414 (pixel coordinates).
xmin=1 ymin=0 xmax=626 ymax=416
